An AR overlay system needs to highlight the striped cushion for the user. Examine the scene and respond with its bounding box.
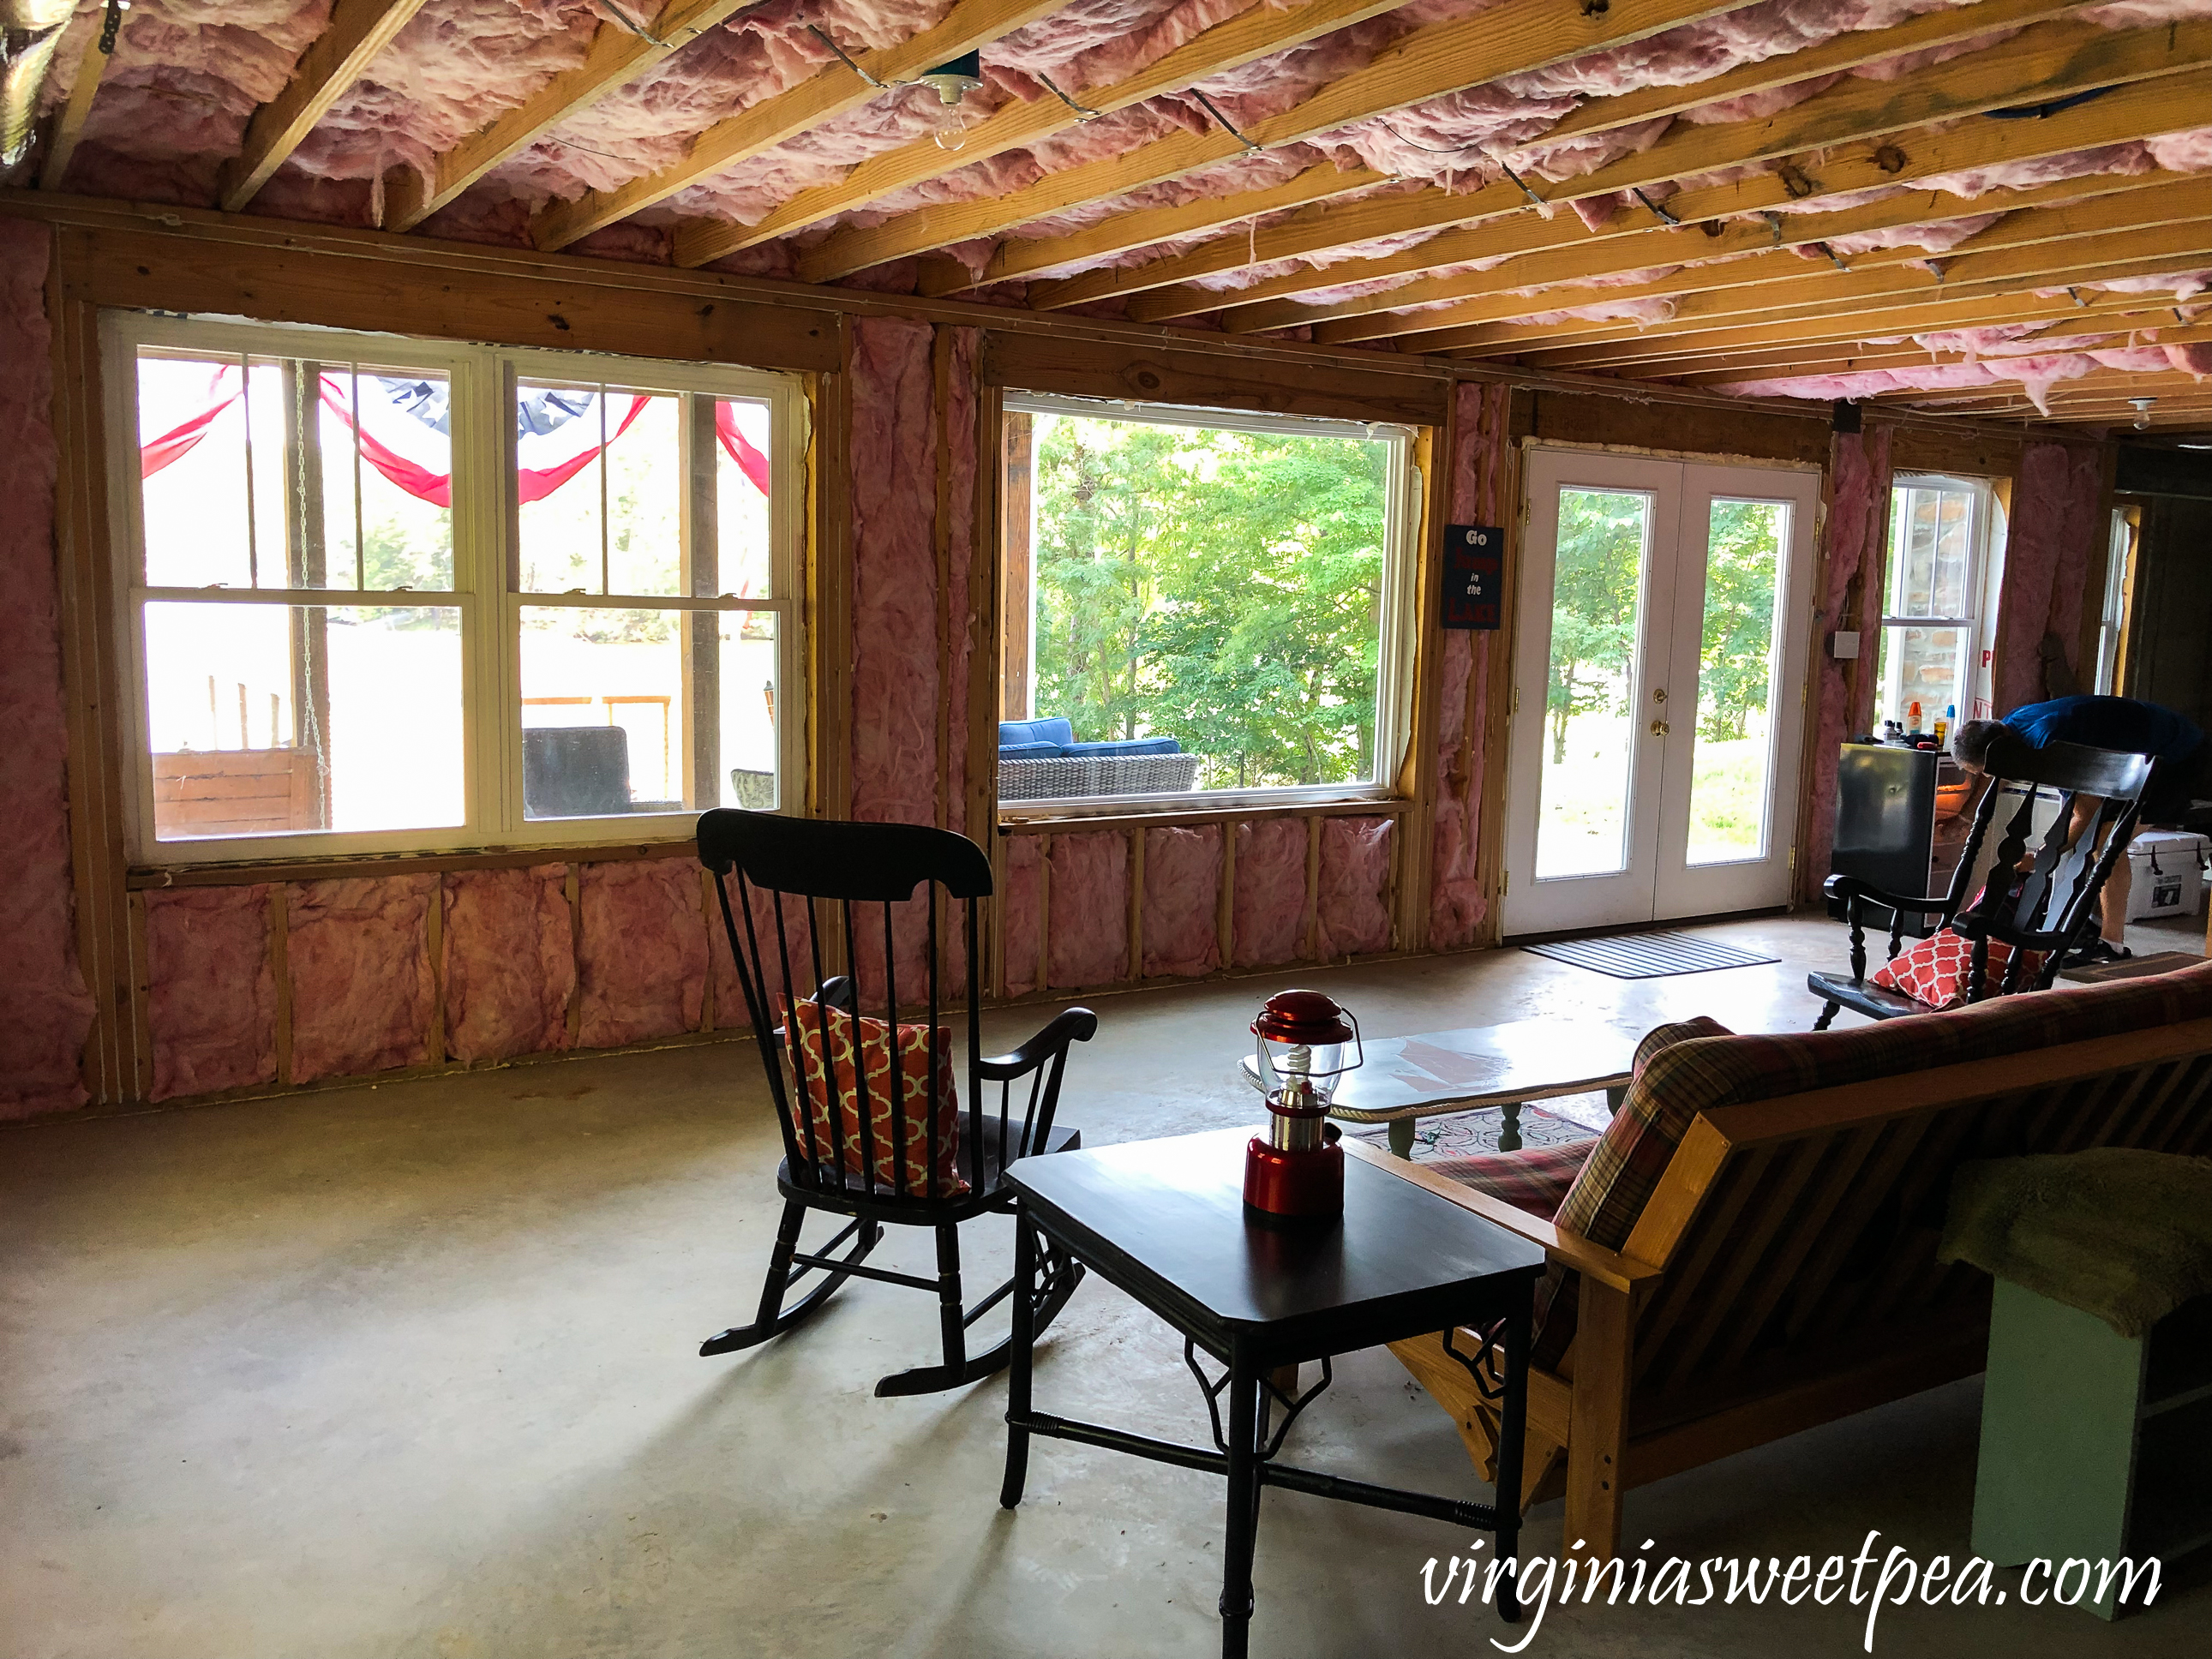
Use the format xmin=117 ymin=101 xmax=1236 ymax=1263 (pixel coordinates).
xmin=1427 ymin=1140 xmax=1595 ymax=1213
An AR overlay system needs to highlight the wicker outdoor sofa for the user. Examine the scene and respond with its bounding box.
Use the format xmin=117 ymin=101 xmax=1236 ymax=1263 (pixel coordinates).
xmin=998 ymin=716 xmax=1202 ymax=801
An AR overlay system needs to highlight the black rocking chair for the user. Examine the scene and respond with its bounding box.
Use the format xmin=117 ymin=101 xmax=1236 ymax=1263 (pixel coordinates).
xmin=697 ymin=808 xmax=1094 ymax=1396
xmin=1810 ymin=735 xmax=2154 ymax=1028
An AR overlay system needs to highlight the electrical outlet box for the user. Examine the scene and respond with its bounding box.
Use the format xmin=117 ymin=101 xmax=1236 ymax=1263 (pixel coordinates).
xmin=1831 ymin=631 xmax=1861 ymax=660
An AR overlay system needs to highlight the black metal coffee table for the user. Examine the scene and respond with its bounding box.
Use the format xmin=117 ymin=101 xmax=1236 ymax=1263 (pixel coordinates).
xmin=1000 ymin=1126 xmax=1544 ymax=1657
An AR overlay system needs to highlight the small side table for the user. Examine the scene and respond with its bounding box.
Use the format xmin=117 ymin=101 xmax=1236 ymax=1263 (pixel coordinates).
xmin=1001 ymin=1126 xmax=1545 ymax=1658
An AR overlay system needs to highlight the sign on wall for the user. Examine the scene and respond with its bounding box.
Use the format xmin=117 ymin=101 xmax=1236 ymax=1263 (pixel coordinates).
xmin=1442 ymin=524 xmax=1502 ymax=630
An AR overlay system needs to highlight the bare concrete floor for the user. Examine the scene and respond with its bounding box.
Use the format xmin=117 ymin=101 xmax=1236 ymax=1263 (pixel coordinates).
xmin=5 ymin=912 xmax=2207 ymax=1658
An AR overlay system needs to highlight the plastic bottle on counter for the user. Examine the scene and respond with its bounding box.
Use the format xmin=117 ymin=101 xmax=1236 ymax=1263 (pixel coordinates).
xmin=1908 ymin=700 xmax=1923 ymax=735
xmin=1933 ymin=704 xmax=1951 ymax=749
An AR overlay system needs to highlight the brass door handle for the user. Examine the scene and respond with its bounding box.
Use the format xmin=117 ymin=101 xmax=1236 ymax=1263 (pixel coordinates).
xmin=1650 ymin=720 xmax=1670 ymax=736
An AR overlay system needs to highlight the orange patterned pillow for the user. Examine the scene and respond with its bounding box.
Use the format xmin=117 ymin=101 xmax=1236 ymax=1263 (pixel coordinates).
xmin=780 ymin=997 xmax=967 ymax=1196
xmin=1870 ymin=928 xmax=2047 ymax=1010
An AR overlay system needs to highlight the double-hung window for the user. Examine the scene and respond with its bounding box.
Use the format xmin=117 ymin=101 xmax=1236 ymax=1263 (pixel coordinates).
xmin=997 ymin=394 xmax=1419 ymax=814
xmin=109 ymin=314 xmax=806 ymax=863
xmin=1874 ymin=472 xmax=1996 ymax=731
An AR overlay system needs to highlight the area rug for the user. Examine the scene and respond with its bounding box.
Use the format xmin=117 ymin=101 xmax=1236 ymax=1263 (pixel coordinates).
xmin=1523 ymin=930 xmax=1778 ymax=979
xmin=1347 ymin=1102 xmax=1601 ymax=1162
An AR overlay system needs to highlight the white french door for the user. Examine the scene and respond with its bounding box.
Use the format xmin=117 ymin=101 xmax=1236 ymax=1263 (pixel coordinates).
xmin=1502 ymin=448 xmax=1819 ymax=937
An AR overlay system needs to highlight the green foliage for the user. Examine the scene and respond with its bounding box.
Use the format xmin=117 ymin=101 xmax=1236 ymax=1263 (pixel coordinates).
xmin=1538 ymin=493 xmax=1782 ymax=760
xmin=1694 ymin=500 xmax=1781 ymax=742
xmin=1546 ymin=490 xmax=1642 ymax=764
xmin=1028 ymin=416 xmax=1389 ymax=789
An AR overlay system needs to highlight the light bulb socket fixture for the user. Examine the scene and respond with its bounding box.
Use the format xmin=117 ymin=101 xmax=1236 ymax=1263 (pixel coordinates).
xmin=918 ymin=51 xmax=983 ymax=105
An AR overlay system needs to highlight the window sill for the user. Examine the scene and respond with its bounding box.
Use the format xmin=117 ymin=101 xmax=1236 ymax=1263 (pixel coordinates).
xmin=125 ymin=834 xmax=705 ymax=889
xmin=997 ymin=790 xmax=1408 ymax=835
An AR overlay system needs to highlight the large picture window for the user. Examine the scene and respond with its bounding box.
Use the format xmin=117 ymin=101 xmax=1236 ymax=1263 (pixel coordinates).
xmin=998 ymin=395 xmax=1417 ymax=812
xmin=109 ymin=314 xmax=806 ymax=862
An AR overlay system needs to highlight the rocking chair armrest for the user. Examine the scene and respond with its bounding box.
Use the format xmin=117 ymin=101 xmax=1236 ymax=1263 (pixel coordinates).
xmin=1822 ymin=873 xmax=1952 ymax=917
xmin=974 ymin=1007 xmax=1099 ymax=1081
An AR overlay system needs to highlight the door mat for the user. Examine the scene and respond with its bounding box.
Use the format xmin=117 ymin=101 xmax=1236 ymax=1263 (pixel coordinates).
xmin=1347 ymin=1103 xmax=1598 ymax=1162
xmin=1522 ymin=930 xmax=1778 ymax=979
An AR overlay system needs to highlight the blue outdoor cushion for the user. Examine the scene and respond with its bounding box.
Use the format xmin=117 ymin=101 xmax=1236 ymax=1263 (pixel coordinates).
xmin=1069 ymin=737 xmax=1183 ymax=757
xmin=999 ymin=717 xmax=1075 ymax=749
xmin=998 ymin=742 xmax=1064 ymax=759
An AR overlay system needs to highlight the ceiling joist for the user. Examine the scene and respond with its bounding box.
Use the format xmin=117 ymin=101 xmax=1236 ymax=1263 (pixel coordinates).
xmin=1003 ymin=0 xmax=2089 ymax=309
xmin=220 ymin=0 xmax=432 ymax=213
xmin=385 ymin=0 xmax=748 ymax=232
xmin=1094 ymin=15 xmax=2212 ymax=323
xmin=784 ymin=0 xmax=1766 ymax=282
xmin=669 ymin=0 xmax=1409 ymax=271
xmin=37 ymin=17 xmax=106 ymax=190
xmin=531 ymin=0 xmax=1071 ymax=251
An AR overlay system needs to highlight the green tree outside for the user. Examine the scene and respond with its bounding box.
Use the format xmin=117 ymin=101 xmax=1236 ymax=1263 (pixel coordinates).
xmin=1029 ymin=415 xmax=1390 ymax=790
xmin=1545 ymin=489 xmax=1644 ymax=763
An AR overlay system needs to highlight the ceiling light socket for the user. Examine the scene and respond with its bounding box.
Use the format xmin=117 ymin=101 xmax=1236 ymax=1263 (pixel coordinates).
xmin=917 ymin=51 xmax=983 ymax=105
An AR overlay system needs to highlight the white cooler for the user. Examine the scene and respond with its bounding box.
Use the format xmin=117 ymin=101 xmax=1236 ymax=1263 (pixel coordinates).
xmin=2126 ymin=830 xmax=2209 ymax=923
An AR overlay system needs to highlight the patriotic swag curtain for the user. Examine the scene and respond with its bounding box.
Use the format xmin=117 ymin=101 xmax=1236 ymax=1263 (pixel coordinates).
xmin=137 ymin=364 xmax=771 ymax=505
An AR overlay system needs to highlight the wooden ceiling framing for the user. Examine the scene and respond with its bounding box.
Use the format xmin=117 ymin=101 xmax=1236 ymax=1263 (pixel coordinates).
xmin=11 ymin=0 xmax=2211 ymax=435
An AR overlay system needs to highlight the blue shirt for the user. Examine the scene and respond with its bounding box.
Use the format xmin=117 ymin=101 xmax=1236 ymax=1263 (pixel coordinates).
xmin=2001 ymin=695 xmax=2203 ymax=764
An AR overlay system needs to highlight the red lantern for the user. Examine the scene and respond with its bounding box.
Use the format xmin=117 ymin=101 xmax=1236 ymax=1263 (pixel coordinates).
xmin=1244 ymin=989 xmax=1362 ymax=1223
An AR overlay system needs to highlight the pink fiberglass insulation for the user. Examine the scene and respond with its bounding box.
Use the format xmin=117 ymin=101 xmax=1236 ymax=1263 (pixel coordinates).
xmin=1142 ymin=824 xmax=1223 ymax=979
xmin=943 ymin=326 xmax=980 ymax=841
xmin=288 ymin=0 xmax=599 ymax=188
xmin=45 ymin=0 xmax=328 ymax=202
xmin=711 ymin=883 xmax=823 ymax=1025
xmin=848 ymin=316 xmax=940 ymax=826
xmin=1047 ymin=831 xmax=1130 ymax=989
xmin=1993 ymin=442 xmax=2107 ymax=713
xmin=442 ymin=864 xmax=574 ymax=1063
xmin=576 ymin=858 xmax=705 ymax=1049
xmin=1232 ymin=818 xmax=1309 ymax=968
xmin=286 ymin=875 xmax=435 ymax=1084
xmin=1802 ymin=425 xmax=1892 ymax=899
xmin=1001 ymin=835 xmax=1045 ymax=996
xmin=146 ymin=885 xmax=276 ymax=1101
xmin=0 ymin=219 xmax=96 ymax=1119
xmin=1315 ymin=816 xmax=1393 ymax=957
xmin=1429 ymin=380 xmax=1512 ymax=949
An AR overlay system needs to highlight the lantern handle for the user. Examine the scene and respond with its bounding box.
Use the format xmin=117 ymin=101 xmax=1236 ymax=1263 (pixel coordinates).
xmin=1344 ymin=1009 xmax=1364 ymax=1073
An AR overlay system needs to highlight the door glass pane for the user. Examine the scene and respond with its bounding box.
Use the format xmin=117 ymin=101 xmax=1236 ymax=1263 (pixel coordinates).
xmin=1687 ymin=499 xmax=1787 ymax=867
xmin=1537 ymin=488 xmax=1650 ymax=879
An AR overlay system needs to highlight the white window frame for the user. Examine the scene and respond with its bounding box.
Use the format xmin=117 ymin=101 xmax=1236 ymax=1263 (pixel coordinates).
xmin=1875 ymin=471 xmax=1996 ymax=729
xmin=998 ymin=392 xmax=1422 ymax=821
xmin=103 ymin=310 xmax=809 ymax=865
xmin=2094 ymin=506 xmax=2136 ymax=696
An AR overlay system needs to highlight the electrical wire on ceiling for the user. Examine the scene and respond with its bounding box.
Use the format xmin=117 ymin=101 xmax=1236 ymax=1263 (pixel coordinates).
xmin=1189 ymin=88 xmax=1262 ymax=156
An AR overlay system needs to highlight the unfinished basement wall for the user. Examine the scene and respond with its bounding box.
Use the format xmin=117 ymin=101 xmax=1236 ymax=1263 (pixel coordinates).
xmin=4 ymin=210 xmax=1897 ymax=1115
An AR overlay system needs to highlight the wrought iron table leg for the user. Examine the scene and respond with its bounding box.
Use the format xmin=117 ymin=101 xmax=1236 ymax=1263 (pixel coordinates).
xmin=999 ymin=1211 xmax=1036 ymax=1509
xmin=1494 ymin=1298 xmax=1530 ymax=1624
xmin=1387 ymin=1117 xmax=1416 ymax=1159
xmin=1219 ymin=1362 xmax=1264 ymax=1659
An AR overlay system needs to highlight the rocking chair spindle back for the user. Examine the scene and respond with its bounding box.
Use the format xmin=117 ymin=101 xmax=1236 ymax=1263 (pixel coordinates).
xmin=695 ymin=809 xmax=1094 ymax=1396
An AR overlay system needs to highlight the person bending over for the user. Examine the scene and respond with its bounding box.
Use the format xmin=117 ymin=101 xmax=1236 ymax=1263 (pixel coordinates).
xmin=1951 ymin=694 xmax=2207 ymax=961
